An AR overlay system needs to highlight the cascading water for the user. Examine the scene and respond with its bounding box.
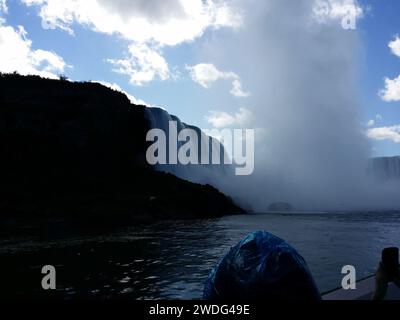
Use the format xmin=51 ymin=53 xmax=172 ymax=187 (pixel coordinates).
xmin=144 ymin=107 xmax=234 ymax=187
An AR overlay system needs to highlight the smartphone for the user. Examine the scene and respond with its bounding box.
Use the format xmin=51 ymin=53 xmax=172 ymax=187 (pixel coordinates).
xmin=382 ymin=247 xmax=399 ymax=281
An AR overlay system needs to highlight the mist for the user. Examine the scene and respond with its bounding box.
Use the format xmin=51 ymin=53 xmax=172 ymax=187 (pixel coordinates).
xmin=199 ymin=0 xmax=400 ymax=211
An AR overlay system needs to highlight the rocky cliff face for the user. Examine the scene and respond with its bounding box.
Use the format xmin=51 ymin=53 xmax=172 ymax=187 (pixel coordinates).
xmin=0 ymin=73 xmax=244 ymax=230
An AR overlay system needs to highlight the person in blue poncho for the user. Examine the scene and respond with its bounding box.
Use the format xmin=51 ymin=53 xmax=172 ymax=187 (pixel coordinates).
xmin=203 ymin=231 xmax=321 ymax=301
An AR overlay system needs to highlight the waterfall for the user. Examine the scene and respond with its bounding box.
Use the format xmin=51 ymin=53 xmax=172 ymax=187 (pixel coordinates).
xmin=369 ymin=156 xmax=400 ymax=181
xmin=144 ymin=107 xmax=233 ymax=187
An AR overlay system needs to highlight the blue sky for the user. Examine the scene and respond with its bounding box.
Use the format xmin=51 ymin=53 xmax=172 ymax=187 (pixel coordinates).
xmin=358 ymin=0 xmax=400 ymax=156
xmin=0 ymin=0 xmax=400 ymax=157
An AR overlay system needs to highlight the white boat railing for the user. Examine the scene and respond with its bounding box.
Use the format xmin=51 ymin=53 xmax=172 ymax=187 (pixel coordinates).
xmin=323 ymin=275 xmax=400 ymax=300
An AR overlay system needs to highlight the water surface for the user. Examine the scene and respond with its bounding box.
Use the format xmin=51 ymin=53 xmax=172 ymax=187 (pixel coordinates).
xmin=1 ymin=211 xmax=400 ymax=299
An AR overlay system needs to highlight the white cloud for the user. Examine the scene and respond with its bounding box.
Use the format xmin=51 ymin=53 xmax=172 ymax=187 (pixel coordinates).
xmin=379 ymin=75 xmax=400 ymax=102
xmin=0 ymin=0 xmax=7 ymax=14
xmin=108 ymin=43 xmax=169 ymax=86
xmin=0 ymin=23 xmax=66 ymax=78
xmin=329 ymin=0 xmax=363 ymax=19
xmin=366 ymin=119 xmax=375 ymax=127
xmin=187 ymin=63 xmax=249 ymax=98
xmin=366 ymin=114 xmax=384 ymax=127
xmin=20 ymin=1 xmax=241 ymax=86
xmin=206 ymin=107 xmax=253 ymax=128
xmin=230 ymin=79 xmax=250 ymax=98
xmin=313 ymin=0 xmax=363 ymax=23
xmin=379 ymin=38 xmax=400 ymax=102
xmin=187 ymin=63 xmax=234 ymax=88
xmin=367 ymin=114 xmax=383 ymax=127
xmin=0 ymin=0 xmax=7 ymax=25
xmin=20 ymin=0 xmax=242 ymax=46
xmin=367 ymin=125 xmax=400 ymax=144
xmin=389 ymin=36 xmax=400 ymax=58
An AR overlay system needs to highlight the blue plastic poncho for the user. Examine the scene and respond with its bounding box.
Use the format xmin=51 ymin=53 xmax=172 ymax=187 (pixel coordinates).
xmin=203 ymin=231 xmax=321 ymax=301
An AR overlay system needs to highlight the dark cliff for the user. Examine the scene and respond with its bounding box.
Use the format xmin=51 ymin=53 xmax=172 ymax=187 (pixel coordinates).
xmin=0 ymin=73 xmax=244 ymax=230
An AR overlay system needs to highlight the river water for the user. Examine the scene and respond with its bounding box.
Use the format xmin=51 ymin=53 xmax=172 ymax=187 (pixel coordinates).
xmin=1 ymin=211 xmax=400 ymax=299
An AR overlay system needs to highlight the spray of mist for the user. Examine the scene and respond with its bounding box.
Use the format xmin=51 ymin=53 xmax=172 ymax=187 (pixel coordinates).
xmin=200 ymin=0 xmax=400 ymax=211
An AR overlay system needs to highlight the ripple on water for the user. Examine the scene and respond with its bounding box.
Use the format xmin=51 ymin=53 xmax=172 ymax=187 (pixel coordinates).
xmin=3 ymin=212 xmax=400 ymax=299
xmin=119 ymin=277 xmax=131 ymax=284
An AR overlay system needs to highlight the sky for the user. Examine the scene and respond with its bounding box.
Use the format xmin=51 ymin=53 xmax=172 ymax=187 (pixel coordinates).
xmin=0 ymin=0 xmax=400 ymax=158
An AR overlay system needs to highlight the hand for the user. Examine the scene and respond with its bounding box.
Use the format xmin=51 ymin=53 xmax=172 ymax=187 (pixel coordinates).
xmin=372 ymin=263 xmax=388 ymax=300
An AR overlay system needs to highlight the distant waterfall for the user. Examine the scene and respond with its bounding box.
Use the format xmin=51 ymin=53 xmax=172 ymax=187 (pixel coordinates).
xmin=144 ymin=107 xmax=233 ymax=186
xmin=368 ymin=156 xmax=400 ymax=181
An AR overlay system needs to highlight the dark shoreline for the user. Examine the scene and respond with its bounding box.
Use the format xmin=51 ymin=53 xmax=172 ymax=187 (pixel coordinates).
xmin=0 ymin=73 xmax=244 ymax=232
